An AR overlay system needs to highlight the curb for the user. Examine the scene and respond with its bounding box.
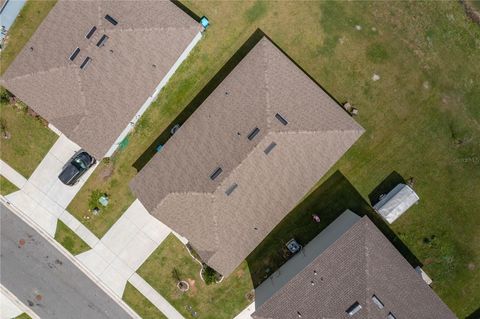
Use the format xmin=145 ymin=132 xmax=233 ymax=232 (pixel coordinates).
xmin=0 ymin=197 xmax=141 ymax=319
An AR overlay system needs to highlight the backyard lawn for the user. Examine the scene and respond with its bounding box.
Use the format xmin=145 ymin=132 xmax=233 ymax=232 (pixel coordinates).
xmin=0 ymin=0 xmax=57 ymax=75
xmin=0 ymin=175 xmax=19 ymax=195
xmin=68 ymin=1 xmax=479 ymax=316
xmin=137 ymin=234 xmax=254 ymax=319
xmin=54 ymin=220 xmax=90 ymax=256
xmin=0 ymin=101 xmax=58 ymax=178
xmin=122 ymin=283 xmax=167 ymax=319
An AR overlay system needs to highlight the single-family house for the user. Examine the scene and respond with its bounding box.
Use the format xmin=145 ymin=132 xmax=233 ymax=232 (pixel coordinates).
xmin=0 ymin=0 xmax=202 ymax=159
xmin=130 ymin=36 xmax=365 ymax=277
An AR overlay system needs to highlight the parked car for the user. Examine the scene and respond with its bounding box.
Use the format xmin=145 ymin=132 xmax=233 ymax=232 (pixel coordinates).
xmin=58 ymin=150 xmax=96 ymax=186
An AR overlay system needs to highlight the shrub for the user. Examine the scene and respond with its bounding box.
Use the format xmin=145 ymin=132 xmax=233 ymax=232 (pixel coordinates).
xmin=202 ymin=265 xmax=220 ymax=285
xmin=88 ymin=189 xmax=103 ymax=211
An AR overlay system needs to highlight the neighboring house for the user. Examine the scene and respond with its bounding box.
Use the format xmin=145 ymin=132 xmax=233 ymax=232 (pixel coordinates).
xmin=130 ymin=36 xmax=365 ymax=277
xmin=0 ymin=0 xmax=202 ymax=159
xmin=252 ymin=211 xmax=456 ymax=319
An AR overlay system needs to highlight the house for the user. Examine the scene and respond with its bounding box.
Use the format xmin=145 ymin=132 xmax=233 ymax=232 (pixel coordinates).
xmin=373 ymin=183 xmax=420 ymax=224
xmin=130 ymin=36 xmax=365 ymax=277
xmin=252 ymin=211 xmax=456 ymax=319
xmin=0 ymin=0 xmax=202 ymax=159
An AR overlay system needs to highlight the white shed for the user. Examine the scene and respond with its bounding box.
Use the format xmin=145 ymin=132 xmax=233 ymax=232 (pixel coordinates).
xmin=373 ymin=183 xmax=419 ymax=224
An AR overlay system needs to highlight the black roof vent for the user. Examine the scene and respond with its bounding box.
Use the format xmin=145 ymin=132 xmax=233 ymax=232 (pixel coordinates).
xmin=104 ymin=14 xmax=118 ymax=26
xmin=247 ymin=127 xmax=260 ymax=141
xmin=225 ymin=183 xmax=238 ymax=196
xmin=264 ymin=142 xmax=277 ymax=155
xmin=387 ymin=313 xmax=397 ymax=319
xmin=275 ymin=113 xmax=288 ymax=125
xmin=96 ymin=34 xmax=109 ymax=47
xmin=86 ymin=26 xmax=96 ymax=39
xmin=69 ymin=47 xmax=80 ymax=61
xmin=210 ymin=167 xmax=222 ymax=180
xmin=80 ymin=57 xmax=92 ymax=70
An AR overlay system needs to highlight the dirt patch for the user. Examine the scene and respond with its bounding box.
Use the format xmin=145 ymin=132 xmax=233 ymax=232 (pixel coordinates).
xmin=187 ymin=278 xmax=197 ymax=294
xmin=460 ymin=0 xmax=480 ymax=25
xmin=99 ymin=163 xmax=114 ymax=181
xmin=468 ymin=262 xmax=476 ymax=271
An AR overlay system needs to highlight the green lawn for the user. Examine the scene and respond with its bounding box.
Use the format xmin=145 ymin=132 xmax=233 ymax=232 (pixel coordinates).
xmin=0 ymin=175 xmax=19 ymax=195
xmin=54 ymin=220 xmax=90 ymax=255
xmin=122 ymin=282 xmax=167 ymax=319
xmin=0 ymin=101 xmax=58 ymax=178
xmin=14 ymin=314 xmax=32 ymax=319
xmin=68 ymin=1 xmax=480 ymax=316
xmin=137 ymin=234 xmax=254 ymax=319
xmin=0 ymin=0 xmax=57 ymax=75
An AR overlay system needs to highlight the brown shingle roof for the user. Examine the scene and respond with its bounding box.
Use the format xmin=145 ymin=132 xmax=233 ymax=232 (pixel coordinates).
xmin=130 ymin=37 xmax=365 ymax=276
xmin=252 ymin=216 xmax=457 ymax=319
xmin=0 ymin=0 xmax=201 ymax=158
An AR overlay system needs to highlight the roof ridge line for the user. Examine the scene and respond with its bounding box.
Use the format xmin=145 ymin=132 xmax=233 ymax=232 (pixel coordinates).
xmin=107 ymin=25 xmax=200 ymax=34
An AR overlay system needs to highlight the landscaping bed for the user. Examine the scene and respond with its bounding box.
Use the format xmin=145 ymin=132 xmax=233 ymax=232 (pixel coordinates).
xmin=137 ymin=234 xmax=254 ymax=319
xmin=68 ymin=1 xmax=480 ymax=316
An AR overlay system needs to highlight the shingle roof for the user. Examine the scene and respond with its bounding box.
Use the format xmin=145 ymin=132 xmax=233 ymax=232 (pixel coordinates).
xmin=0 ymin=0 xmax=201 ymax=158
xmin=252 ymin=215 xmax=457 ymax=319
xmin=130 ymin=36 xmax=365 ymax=276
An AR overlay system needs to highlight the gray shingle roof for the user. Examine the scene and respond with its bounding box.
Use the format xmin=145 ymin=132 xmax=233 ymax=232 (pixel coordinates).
xmin=1 ymin=0 xmax=201 ymax=158
xmin=252 ymin=216 xmax=457 ymax=319
xmin=130 ymin=36 xmax=365 ymax=276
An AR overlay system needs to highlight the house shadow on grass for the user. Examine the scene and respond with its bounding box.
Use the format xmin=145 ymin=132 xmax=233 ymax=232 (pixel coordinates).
xmin=368 ymin=171 xmax=405 ymax=206
xmin=466 ymin=307 xmax=480 ymax=319
xmin=132 ymin=29 xmax=266 ymax=171
xmin=246 ymin=170 xmax=421 ymax=288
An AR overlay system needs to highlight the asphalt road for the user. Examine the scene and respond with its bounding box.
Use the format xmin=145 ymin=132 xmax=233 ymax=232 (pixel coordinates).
xmin=0 ymin=204 xmax=132 ymax=319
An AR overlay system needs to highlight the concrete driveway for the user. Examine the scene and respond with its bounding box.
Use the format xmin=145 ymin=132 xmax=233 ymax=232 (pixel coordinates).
xmin=5 ymin=134 xmax=98 ymax=235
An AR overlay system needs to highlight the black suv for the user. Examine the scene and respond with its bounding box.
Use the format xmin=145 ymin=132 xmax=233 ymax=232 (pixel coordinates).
xmin=58 ymin=150 xmax=96 ymax=186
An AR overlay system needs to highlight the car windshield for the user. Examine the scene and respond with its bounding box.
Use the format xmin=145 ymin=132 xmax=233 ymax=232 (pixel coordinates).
xmin=72 ymin=157 xmax=87 ymax=170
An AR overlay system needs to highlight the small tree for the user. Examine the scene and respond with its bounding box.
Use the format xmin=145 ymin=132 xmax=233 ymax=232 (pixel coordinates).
xmin=202 ymin=265 xmax=219 ymax=285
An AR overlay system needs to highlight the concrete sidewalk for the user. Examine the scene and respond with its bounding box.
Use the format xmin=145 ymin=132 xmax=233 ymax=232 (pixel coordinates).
xmin=3 ymin=134 xmax=97 ymax=236
xmin=1 ymin=137 xmax=184 ymax=319
xmin=77 ymin=199 xmax=171 ymax=297
xmin=0 ymin=159 xmax=27 ymax=189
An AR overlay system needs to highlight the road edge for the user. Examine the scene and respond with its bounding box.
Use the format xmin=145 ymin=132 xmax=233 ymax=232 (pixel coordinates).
xmin=0 ymin=196 xmax=141 ymax=319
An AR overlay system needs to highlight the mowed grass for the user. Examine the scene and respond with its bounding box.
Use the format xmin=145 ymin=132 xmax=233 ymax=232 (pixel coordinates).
xmin=123 ymin=283 xmax=167 ymax=319
xmin=14 ymin=313 xmax=32 ymax=319
xmin=68 ymin=1 xmax=480 ymax=316
xmin=0 ymin=103 xmax=58 ymax=178
xmin=0 ymin=175 xmax=19 ymax=195
xmin=54 ymin=220 xmax=90 ymax=255
xmin=0 ymin=0 xmax=57 ymax=75
xmin=137 ymin=234 xmax=254 ymax=319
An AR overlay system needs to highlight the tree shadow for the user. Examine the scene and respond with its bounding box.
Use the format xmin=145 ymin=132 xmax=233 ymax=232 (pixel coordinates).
xmin=132 ymin=29 xmax=266 ymax=171
xmin=368 ymin=171 xmax=406 ymax=206
xmin=246 ymin=170 xmax=421 ymax=288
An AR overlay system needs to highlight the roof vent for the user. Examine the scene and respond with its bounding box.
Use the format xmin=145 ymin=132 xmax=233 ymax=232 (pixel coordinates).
xmin=225 ymin=183 xmax=238 ymax=196
xmin=275 ymin=113 xmax=288 ymax=125
xmin=264 ymin=142 xmax=276 ymax=155
xmin=247 ymin=127 xmax=260 ymax=141
xmin=96 ymin=34 xmax=109 ymax=47
xmin=80 ymin=57 xmax=92 ymax=70
xmin=86 ymin=26 xmax=96 ymax=39
xmin=69 ymin=47 xmax=80 ymax=61
xmin=346 ymin=302 xmax=362 ymax=316
xmin=104 ymin=14 xmax=118 ymax=26
xmin=371 ymin=295 xmax=384 ymax=309
xmin=210 ymin=167 xmax=222 ymax=180
xmin=387 ymin=313 xmax=397 ymax=319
